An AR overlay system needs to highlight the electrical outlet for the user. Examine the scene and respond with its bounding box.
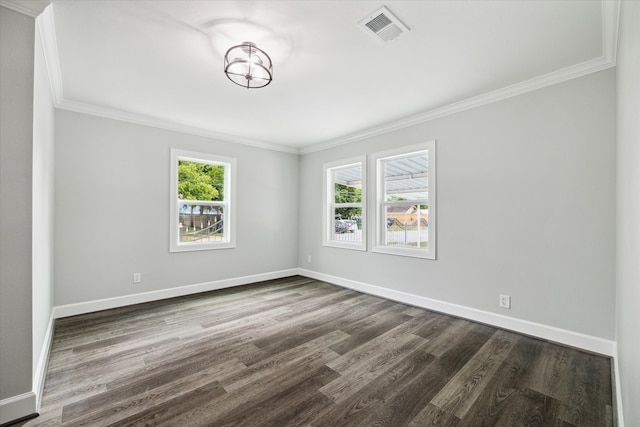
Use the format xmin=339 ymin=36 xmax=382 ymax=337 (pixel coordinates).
xmin=499 ymin=294 xmax=511 ymax=309
xmin=133 ymin=273 xmax=141 ymax=284
xmin=307 ymin=255 xmax=312 ymax=263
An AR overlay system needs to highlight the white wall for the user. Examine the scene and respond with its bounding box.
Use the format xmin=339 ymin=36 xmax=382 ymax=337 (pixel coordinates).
xmin=53 ymin=110 xmax=299 ymax=306
xmin=32 ymin=13 xmax=56 ymax=396
xmin=299 ymin=69 xmax=616 ymax=341
xmin=0 ymin=5 xmax=35 ymax=406
xmin=616 ymin=1 xmax=640 ymax=425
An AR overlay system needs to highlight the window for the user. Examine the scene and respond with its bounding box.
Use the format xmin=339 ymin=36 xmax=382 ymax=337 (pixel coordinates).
xmin=373 ymin=141 xmax=436 ymax=259
xmin=323 ymin=157 xmax=366 ymax=250
xmin=170 ymin=149 xmax=236 ymax=252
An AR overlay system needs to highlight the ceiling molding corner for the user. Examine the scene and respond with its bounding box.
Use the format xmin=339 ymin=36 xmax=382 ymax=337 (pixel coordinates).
xmin=301 ymin=54 xmax=616 ymax=155
xmin=36 ymin=4 xmax=64 ymax=105
xmin=602 ymin=0 xmax=621 ymax=65
xmin=0 ymin=0 xmax=49 ymax=17
xmin=26 ymin=0 xmax=617 ymax=158
xmin=31 ymin=4 xmax=296 ymax=155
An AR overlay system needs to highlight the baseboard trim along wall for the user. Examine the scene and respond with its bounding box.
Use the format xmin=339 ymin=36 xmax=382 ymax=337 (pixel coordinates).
xmin=0 ymin=270 xmax=297 ymax=426
xmin=612 ymin=345 xmax=626 ymax=427
xmin=33 ymin=312 xmax=55 ymax=411
xmin=0 ymin=314 xmax=54 ymax=426
xmin=296 ymin=268 xmax=616 ymax=357
xmin=52 ymin=267 xmax=616 ymax=355
xmin=52 ymin=269 xmax=299 ymax=319
xmin=0 ymin=392 xmax=36 ymax=426
xmin=12 ymin=269 xmax=620 ymax=426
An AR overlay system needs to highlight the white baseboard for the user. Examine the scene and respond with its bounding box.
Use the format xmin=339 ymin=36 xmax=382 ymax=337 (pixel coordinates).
xmin=297 ymin=268 xmax=616 ymax=357
xmin=612 ymin=344 xmax=625 ymax=427
xmin=0 ymin=392 xmax=36 ymax=426
xmin=17 ymin=269 xmax=623 ymax=426
xmin=0 ymin=270 xmax=295 ymax=425
xmin=33 ymin=311 xmax=55 ymax=412
xmin=1 ymin=312 xmax=53 ymax=425
xmin=0 ymin=313 xmax=52 ymax=426
xmin=53 ymin=269 xmax=299 ymax=319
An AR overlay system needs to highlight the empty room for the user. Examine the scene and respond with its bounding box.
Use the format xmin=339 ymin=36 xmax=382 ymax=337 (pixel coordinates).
xmin=1 ymin=0 xmax=638 ymax=426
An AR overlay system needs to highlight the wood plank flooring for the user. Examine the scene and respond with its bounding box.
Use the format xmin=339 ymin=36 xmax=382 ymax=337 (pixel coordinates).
xmin=14 ymin=276 xmax=613 ymax=426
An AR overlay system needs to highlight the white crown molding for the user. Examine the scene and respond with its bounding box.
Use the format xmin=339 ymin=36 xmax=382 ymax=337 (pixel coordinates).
xmin=0 ymin=0 xmax=49 ymax=17
xmin=36 ymin=4 xmax=296 ymax=155
xmin=34 ymin=0 xmax=620 ymax=156
xmin=301 ymin=0 xmax=622 ymax=155
xmin=301 ymin=54 xmax=616 ymax=155
xmin=602 ymin=0 xmax=621 ymax=65
xmin=56 ymin=99 xmax=300 ymax=154
xmin=34 ymin=4 xmax=297 ymax=155
xmin=55 ymin=51 xmax=616 ymax=157
xmin=37 ymin=4 xmax=63 ymax=105
xmin=57 ymin=48 xmax=617 ymax=158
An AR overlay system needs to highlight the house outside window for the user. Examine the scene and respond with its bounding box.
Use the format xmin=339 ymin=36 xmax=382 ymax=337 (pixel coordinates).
xmin=323 ymin=157 xmax=366 ymax=251
xmin=372 ymin=141 xmax=436 ymax=259
xmin=170 ymin=148 xmax=236 ymax=252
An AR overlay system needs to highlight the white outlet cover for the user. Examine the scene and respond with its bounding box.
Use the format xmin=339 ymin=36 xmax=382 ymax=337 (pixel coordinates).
xmin=499 ymin=294 xmax=511 ymax=309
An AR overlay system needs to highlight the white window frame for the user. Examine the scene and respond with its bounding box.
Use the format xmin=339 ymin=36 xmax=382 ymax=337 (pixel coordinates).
xmin=322 ymin=156 xmax=366 ymax=251
xmin=372 ymin=141 xmax=436 ymax=259
xmin=170 ymin=148 xmax=236 ymax=252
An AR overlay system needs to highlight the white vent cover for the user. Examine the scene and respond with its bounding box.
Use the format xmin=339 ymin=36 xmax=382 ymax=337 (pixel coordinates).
xmin=359 ymin=6 xmax=410 ymax=42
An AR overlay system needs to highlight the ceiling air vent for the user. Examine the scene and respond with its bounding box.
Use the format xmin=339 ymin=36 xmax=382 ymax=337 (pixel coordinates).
xmin=359 ymin=6 xmax=410 ymax=42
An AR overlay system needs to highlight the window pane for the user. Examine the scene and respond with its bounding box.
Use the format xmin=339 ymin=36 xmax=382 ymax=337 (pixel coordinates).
xmin=176 ymin=158 xmax=228 ymax=247
xmin=179 ymin=203 xmax=225 ymax=243
xmin=373 ymin=142 xmax=435 ymax=259
xmin=323 ymin=158 xmax=366 ymax=251
xmin=384 ymin=153 xmax=428 ymax=202
xmin=178 ymin=161 xmax=225 ymax=202
xmin=333 ymin=207 xmax=362 ymax=243
xmin=333 ymin=165 xmax=362 ymax=203
xmin=384 ymin=204 xmax=429 ymax=248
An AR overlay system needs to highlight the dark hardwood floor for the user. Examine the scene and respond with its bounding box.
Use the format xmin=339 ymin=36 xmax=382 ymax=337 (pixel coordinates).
xmin=16 ymin=276 xmax=613 ymax=426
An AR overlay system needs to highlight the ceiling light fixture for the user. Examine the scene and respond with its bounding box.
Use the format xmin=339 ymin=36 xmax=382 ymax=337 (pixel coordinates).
xmin=224 ymin=42 xmax=273 ymax=89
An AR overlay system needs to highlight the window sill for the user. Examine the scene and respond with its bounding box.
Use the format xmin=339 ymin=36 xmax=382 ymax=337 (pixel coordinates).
xmin=323 ymin=241 xmax=367 ymax=251
xmin=170 ymin=242 xmax=236 ymax=253
xmin=372 ymin=245 xmax=435 ymax=259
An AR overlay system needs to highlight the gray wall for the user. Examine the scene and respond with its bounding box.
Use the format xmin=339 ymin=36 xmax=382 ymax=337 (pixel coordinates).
xmin=299 ymin=69 xmax=616 ymax=340
xmin=616 ymin=1 xmax=640 ymax=425
xmin=0 ymin=3 xmax=632 ymax=423
xmin=54 ymin=110 xmax=299 ymax=305
xmin=32 ymin=16 xmax=56 ymax=383
xmin=0 ymin=6 xmax=34 ymax=402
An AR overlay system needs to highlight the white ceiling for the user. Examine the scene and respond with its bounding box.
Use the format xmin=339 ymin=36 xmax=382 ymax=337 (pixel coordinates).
xmin=9 ymin=0 xmax=619 ymax=153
